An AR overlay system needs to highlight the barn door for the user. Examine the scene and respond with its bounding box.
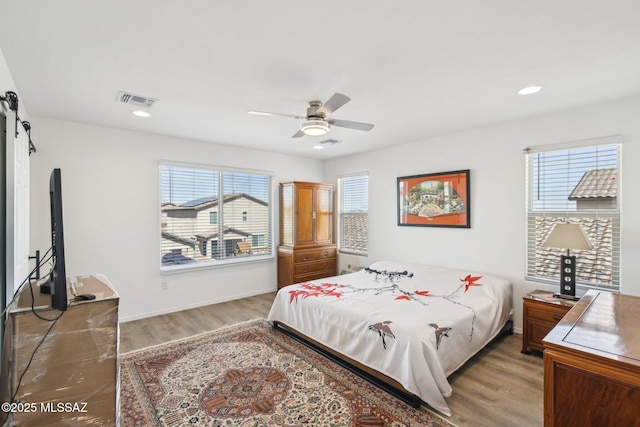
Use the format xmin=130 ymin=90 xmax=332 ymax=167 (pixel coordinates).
xmin=4 ymin=107 xmax=30 ymax=302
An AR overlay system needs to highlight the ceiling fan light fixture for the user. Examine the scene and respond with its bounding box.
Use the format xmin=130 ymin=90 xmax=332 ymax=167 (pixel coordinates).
xmin=300 ymin=119 xmax=330 ymax=136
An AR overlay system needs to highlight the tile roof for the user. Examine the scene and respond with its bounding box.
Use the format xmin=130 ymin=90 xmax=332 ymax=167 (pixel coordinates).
xmin=569 ymin=168 xmax=617 ymax=200
xmin=534 ymin=217 xmax=615 ymax=285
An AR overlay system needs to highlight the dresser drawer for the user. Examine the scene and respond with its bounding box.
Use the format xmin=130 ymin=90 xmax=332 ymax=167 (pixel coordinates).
xmin=294 ymin=248 xmax=336 ymax=263
xmin=294 ymin=258 xmax=336 ymax=275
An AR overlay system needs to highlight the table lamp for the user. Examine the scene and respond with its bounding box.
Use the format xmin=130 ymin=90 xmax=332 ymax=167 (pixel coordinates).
xmin=542 ymin=223 xmax=594 ymax=301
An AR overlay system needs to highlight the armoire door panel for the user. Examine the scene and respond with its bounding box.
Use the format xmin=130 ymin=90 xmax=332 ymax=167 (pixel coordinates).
xmin=315 ymin=186 xmax=333 ymax=244
xmin=296 ymin=186 xmax=315 ymax=245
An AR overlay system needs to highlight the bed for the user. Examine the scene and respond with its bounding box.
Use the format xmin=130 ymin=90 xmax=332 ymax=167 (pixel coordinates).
xmin=267 ymin=260 xmax=513 ymax=417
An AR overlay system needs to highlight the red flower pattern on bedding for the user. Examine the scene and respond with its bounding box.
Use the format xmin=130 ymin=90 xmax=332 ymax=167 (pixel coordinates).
xmin=460 ymin=274 xmax=483 ymax=292
xmin=288 ymin=274 xmax=483 ymax=305
xmin=288 ymin=282 xmax=345 ymax=303
xmin=288 ymin=273 xmax=485 ymax=350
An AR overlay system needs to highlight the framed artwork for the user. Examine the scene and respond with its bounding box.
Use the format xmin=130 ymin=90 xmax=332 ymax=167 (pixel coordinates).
xmin=397 ymin=169 xmax=470 ymax=228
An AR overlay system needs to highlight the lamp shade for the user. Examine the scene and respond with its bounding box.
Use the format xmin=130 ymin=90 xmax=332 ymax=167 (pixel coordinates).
xmin=542 ymin=223 xmax=594 ymax=250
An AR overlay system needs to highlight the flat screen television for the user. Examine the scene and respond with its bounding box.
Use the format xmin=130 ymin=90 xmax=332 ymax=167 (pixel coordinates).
xmin=39 ymin=168 xmax=67 ymax=311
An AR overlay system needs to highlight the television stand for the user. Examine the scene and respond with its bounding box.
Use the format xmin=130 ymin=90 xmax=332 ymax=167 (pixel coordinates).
xmin=0 ymin=275 xmax=119 ymax=426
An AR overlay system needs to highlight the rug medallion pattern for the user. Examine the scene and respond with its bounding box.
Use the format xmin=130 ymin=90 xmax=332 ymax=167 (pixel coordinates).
xmin=120 ymin=319 xmax=454 ymax=426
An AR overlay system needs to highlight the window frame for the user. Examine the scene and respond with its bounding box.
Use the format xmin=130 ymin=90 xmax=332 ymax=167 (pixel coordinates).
xmin=337 ymin=172 xmax=369 ymax=256
xmin=159 ymin=161 xmax=274 ymax=273
xmin=524 ymin=136 xmax=621 ymax=292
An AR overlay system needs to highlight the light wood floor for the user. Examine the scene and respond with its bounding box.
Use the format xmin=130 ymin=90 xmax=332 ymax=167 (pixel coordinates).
xmin=119 ymin=292 xmax=543 ymax=427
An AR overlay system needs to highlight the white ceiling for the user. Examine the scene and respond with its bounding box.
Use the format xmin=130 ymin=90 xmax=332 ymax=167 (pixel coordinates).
xmin=1 ymin=1 xmax=640 ymax=159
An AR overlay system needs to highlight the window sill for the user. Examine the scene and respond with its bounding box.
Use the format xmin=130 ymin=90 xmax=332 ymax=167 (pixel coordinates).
xmin=338 ymin=249 xmax=368 ymax=257
xmin=525 ymin=275 xmax=618 ymax=292
xmin=161 ymin=253 xmax=274 ymax=275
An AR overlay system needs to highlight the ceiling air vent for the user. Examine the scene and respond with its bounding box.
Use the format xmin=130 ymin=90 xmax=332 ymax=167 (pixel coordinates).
xmin=318 ymin=138 xmax=342 ymax=146
xmin=116 ymin=91 xmax=158 ymax=108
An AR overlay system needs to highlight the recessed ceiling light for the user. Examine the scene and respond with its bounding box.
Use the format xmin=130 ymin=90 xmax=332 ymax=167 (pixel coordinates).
xmin=132 ymin=110 xmax=151 ymax=117
xmin=313 ymin=145 xmax=324 ymax=150
xmin=518 ymin=85 xmax=543 ymax=95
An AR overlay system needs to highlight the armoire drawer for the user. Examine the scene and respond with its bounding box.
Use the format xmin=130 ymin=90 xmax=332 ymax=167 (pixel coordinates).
xmin=294 ymin=248 xmax=337 ymax=263
xmin=294 ymin=259 xmax=336 ymax=275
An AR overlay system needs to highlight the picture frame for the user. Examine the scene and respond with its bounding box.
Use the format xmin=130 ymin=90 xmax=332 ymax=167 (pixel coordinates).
xmin=397 ymin=169 xmax=470 ymax=228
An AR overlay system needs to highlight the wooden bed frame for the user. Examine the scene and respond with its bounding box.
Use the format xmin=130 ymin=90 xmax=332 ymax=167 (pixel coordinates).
xmin=272 ymin=319 xmax=514 ymax=409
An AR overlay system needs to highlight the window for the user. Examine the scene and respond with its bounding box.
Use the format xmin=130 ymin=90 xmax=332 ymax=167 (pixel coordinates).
xmin=338 ymin=174 xmax=368 ymax=255
xmin=252 ymin=234 xmax=265 ymax=247
xmin=160 ymin=163 xmax=272 ymax=270
xmin=525 ymin=138 xmax=620 ymax=291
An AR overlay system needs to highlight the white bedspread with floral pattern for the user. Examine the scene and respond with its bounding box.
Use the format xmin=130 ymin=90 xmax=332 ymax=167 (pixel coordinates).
xmin=267 ymin=261 xmax=513 ymax=417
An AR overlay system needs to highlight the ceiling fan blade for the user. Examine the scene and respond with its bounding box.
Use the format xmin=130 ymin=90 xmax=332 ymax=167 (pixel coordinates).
xmin=328 ymin=118 xmax=374 ymax=132
xmin=315 ymin=93 xmax=351 ymax=117
xmin=248 ymin=110 xmax=305 ymax=120
xmin=292 ymin=129 xmax=305 ymax=138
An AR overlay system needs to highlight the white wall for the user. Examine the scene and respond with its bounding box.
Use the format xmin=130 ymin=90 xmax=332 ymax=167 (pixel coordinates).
xmin=324 ymin=94 xmax=640 ymax=332
xmin=29 ymin=118 xmax=324 ymax=321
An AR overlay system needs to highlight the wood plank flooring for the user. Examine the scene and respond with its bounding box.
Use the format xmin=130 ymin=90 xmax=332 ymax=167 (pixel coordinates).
xmin=119 ymin=292 xmax=543 ymax=427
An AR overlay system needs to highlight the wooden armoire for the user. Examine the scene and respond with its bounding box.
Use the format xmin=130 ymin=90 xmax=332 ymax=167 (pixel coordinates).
xmin=277 ymin=181 xmax=336 ymax=288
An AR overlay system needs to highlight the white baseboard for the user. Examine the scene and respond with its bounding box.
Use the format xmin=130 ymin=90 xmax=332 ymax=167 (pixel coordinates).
xmin=118 ymin=288 xmax=275 ymax=323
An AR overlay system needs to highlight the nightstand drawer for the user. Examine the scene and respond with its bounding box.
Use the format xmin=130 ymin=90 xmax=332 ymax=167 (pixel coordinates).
xmin=526 ymin=306 xmax=567 ymax=323
xmin=527 ymin=319 xmax=557 ymax=351
xmin=522 ymin=290 xmax=575 ymax=355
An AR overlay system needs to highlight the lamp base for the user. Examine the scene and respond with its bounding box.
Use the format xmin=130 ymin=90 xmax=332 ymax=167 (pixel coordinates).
xmin=559 ymin=255 xmax=577 ymax=298
xmin=553 ymin=292 xmax=580 ymax=302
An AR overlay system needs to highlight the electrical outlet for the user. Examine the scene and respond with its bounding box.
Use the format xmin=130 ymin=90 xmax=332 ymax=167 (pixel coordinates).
xmin=161 ymin=279 xmax=169 ymax=290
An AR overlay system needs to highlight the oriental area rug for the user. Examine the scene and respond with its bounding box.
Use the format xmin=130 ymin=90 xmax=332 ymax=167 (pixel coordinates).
xmin=119 ymin=319 xmax=456 ymax=427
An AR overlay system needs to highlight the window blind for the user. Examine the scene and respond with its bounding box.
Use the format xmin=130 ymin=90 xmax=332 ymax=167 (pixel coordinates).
xmin=160 ymin=163 xmax=272 ymax=270
xmin=338 ymin=174 xmax=369 ymax=255
xmin=525 ymin=142 xmax=620 ymax=291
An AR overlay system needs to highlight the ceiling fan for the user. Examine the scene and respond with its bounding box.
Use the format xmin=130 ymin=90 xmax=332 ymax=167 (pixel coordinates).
xmin=248 ymin=93 xmax=374 ymax=138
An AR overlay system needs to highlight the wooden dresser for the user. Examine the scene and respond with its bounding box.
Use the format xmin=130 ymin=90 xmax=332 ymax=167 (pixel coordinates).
xmin=277 ymin=181 xmax=336 ymax=288
xmin=543 ymin=290 xmax=640 ymax=427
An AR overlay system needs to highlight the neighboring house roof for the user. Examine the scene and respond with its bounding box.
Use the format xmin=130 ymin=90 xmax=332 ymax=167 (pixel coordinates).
xmin=161 ymin=231 xmax=197 ymax=249
xmin=193 ymin=226 xmax=251 ymax=241
xmin=162 ymin=252 xmax=197 ymax=265
xmin=569 ymin=168 xmax=617 ymax=200
xmin=163 ymin=193 xmax=268 ymax=212
xmin=535 ymin=217 xmax=614 ymax=285
xmin=180 ymin=196 xmax=218 ymax=207
xmin=534 ymin=168 xmax=618 ymax=286
xmin=341 ymin=213 xmax=368 ymax=252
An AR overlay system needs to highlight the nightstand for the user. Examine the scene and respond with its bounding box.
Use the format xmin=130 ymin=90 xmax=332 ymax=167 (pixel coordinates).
xmin=521 ymin=290 xmax=576 ymax=354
